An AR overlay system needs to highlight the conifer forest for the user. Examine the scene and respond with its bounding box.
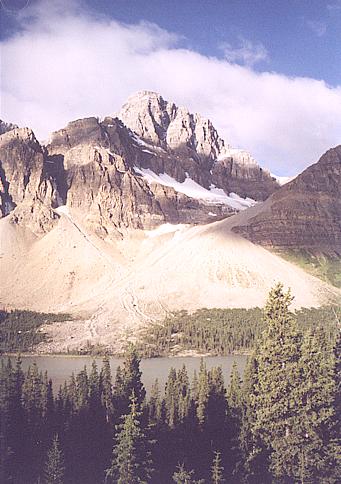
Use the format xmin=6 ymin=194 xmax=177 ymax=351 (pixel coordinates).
xmin=0 ymin=285 xmax=340 ymax=483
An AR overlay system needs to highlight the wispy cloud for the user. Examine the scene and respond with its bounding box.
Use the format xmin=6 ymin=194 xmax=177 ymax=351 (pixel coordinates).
xmin=307 ymin=20 xmax=327 ymax=37
xmin=1 ymin=0 xmax=341 ymax=176
xmin=220 ymin=37 xmax=269 ymax=67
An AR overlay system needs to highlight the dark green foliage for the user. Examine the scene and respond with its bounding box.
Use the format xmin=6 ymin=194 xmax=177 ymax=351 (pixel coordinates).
xmin=44 ymin=435 xmax=65 ymax=484
xmin=248 ymin=283 xmax=340 ymax=483
xmin=106 ymin=394 xmax=153 ymax=484
xmin=137 ymin=306 xmax=340 ymax=357
xmin=0 ymin=310 xmax=71 ymax=353
xmin=295 ymin=329 xmax=336 ymax=482
xmin=0 ymin=289 xmax=339 ymax=484
xmin=172 ymin=463 xmax=195 ymax=484
xmin=113 ymin=344 xmax=146 ymax=416
xmin=211 ymin=451 xmax=225 ymax=484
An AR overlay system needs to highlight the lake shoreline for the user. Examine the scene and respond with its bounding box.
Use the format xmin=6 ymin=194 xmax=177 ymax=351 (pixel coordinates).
xmin=1 ymin=349 xmax=250 ymax=359
xmin=4 ymin=354 xmax=248 ymax=396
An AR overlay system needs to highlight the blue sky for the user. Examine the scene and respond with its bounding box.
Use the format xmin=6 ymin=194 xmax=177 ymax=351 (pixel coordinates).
xmin=2 ymin=0 xmax=339 ymax=83
xmin=1 ymin=0 xmax=341 ymax=175
xmin=83 ymin=0 xmax=341 ymax=85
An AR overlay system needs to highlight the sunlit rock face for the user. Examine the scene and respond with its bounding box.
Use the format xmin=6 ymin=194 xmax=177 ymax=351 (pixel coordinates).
xmin=233 ymin=146 xmax=341 ymax=255
xmin=0 ymin=91 xmax=279 ymax=237
xmin=0 ymin=127 xmax=58 ymax=233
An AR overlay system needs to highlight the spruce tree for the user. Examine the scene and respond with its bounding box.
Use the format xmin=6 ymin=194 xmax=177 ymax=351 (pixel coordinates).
xmin=101 ymin=356 xmax=114 ymax=423
xmin=211 ymin=451 xmax=225 ymax=483
xmin=172 ymin=463 xmax=195 ymax=484
xmin=226 ymin=361 xmax=243 ymax=477
xmin=106 ymin=392 xmax=153 ymax=484
xmin=118 ymin=345 xmax=146 ymax=415
xmin=238 ymin=353 xmax=261 ymax=483
xmin=196 ymin=359 xmax=209 ymax=426
xmin=44 ymin=435 xmax=65 ymax=484
xmin=164 ymin=368 xmax=178 ymax=428
xmin=148 ymin=379 xmax=162 ymax=425
xmin=251 ymin=283 xmax=302 ymax=481
xmin=296 ymin=328 xmax=338 ymax=482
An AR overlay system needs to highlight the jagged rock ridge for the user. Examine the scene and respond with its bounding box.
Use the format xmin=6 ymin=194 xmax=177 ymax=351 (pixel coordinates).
xmin=119 ymin=91 xmax=279 ymax=200
xmin=0 ymin=91 xmax=279 ymax=236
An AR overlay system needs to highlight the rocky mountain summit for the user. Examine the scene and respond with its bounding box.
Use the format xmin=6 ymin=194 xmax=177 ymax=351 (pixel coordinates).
xmin=119 ymin=91 xmax=278 ymax=200
xmin=0 ymin=91 xmax=279 ymax=236
xmin=232 ymin=145 xmax=341 ymax=255
xmin=1 ymin=94 xmax=340 ymax=351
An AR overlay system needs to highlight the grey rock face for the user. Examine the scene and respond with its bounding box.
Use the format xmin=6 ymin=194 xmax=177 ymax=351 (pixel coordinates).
xmin=46 ymin=117 xmax=232 ymax=236
xmin=0 ymin=128 xmax=58 ymax=233
xmin=119 ymin=91 xmax=227 ymax=159
xmin=233 ymin=146 xmax=341 ymax=255
xmin=119 ymin=91 xmax=278 ymax=200
xmin=0 ymin=91 xmax=279 ymax=237
xmin=0 ymin=120 xmax=18 ymax=136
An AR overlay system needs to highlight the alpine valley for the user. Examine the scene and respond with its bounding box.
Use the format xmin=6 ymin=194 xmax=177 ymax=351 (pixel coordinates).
xmin=0 ymin=91 xmax=340 ymax=353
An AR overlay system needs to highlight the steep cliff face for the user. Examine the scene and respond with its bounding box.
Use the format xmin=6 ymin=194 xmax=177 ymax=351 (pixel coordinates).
xmin=232 ymin=146 xmax=341 ymax=255
xmin=0 ymin=128 xmax=57 ymax=233
xmin=46 ymin=116 xmax=233 ymax=236
xmin=118 ymin=91 xmax=279 ymax=200
xmin=0 ymin=91 xmax=280 ymax=237
xmin=118 ymin=90 xmax=226 ymax=159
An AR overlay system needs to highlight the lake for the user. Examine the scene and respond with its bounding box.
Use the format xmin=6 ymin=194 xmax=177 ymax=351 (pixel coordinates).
xmin=9 ymin=355 xmax=247 ymax=395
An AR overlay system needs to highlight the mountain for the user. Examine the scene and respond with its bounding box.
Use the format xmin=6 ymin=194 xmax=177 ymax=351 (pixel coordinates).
xmin=232 ymin=145 xmax=341 ymax=256
xmin=0 ymin=120 xmax=18 ymax=135
xmin=119 ymin=91 xmax=278 ymax=200
xmin=0 ymin=92 xmax=340 ymax=353
xmin=0 ymin=127 xmax=58 ymax=233
xmin=0 ymin=91 xmax=279 ymax=237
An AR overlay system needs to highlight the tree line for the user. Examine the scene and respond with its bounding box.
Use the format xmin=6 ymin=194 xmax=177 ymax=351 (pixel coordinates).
xmin=0 ymin=310 xmax=71 ymax=353
xmin=137 ymin=305 xmax=340 ymax=357
xmin=0 ymin=284 xmax=340 ymax=483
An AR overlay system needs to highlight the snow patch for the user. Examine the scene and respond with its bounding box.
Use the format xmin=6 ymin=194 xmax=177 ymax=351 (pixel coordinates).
xmin=55 ymin=205 xmax=70 ymax=216
xmin=271 ymin=173 xmax=295 ymax=186
xmin=145 ymin=223 xmax=187 ymax=238
xmin=134 ymin=167 xmax=256 ymax=211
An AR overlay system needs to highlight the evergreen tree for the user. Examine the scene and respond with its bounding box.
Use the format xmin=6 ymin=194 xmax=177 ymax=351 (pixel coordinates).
xmin=226 ymin=361 xmax=243 ymax=478
xmin=148 ymin=379 xmax=162 ymax=425
xmin=106 ymin=392 xmax=153 ymax=484
xmin=164 ymin=368 xmax=178 ymax=428
xmin=251 ymin=283 xmax=302 ymax=481
xmin=172 ymin=463 xmax=195 ymax=484
xmin=296 ymin=328 xmax=338 ymax=482
xmin=211 ymin=451 xmax=225 ymax=484
xmin=196 ymin=359 xmax=209 ymax=426
xmin=115 ymin=345 xmax=146 ymax=416
xmin=101 ymin=356 xmax=114 ymax=423
xmin=177 ymin=365 xmax=191 ymax=423
xmin=75 ymin=366 xmax=89 ymax=410
xmin=238 ymin=353 xmax=260 ymax=483
xmin=44 ymin=435 xmax=65 ymax=484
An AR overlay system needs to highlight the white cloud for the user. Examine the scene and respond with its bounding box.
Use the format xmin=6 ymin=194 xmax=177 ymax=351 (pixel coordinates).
xmin=1 ymin=0 xmax=341 ymax=176
xmin=220 ymin=37 xmax=269 ymax=67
